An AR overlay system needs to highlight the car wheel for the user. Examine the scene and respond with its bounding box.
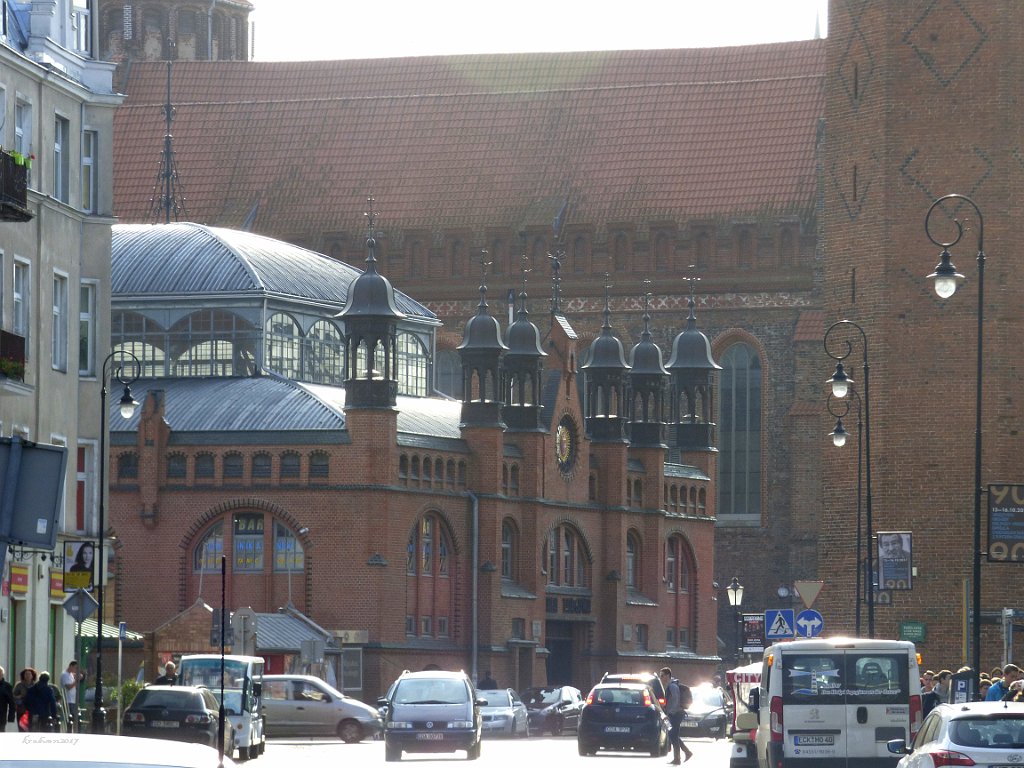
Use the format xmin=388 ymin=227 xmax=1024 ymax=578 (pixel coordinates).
xmin=578 ymin=741 xmax=596 ymax=756
xmin=337 ymin=719 xmax=363 ymax=743
xmin=467 ymin=740 xmax=481 ymax=760
xmin=385 ymin=743 xmax=402 ymax=762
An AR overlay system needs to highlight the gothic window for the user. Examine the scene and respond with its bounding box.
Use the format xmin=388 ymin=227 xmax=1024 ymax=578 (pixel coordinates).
xmin=625 ymin=531 xmax=640 ymax=590
xmin=612 ymin=232 xmax=630 ymax=272
xmin=719 ymin=343 xmax=762 ymax=519
xmin=397 ymin=332 xmax=428 ymax=396
xmin=406 ymin=513 xmax=455 ymax=638
xmin=501 ymin=519 xmax=517 ymax=581
xmin=737 ymin=227 xmax=755 ymax=269
xmin=664 ymin=534 xmax=695 ymax=650
xmin=449 ymin=238 xmax=466 ymax=277
xmin=490 ymin=237 xmax=506 ymax=275
xmin=654 ymin=231 xmax=673 ymax=271
xmin=305 ymin=320 xmax=344 ymax=385
xmin=571 ymin=235 xmax=588 ymax=273
xmin=542 ymin=523 xmax=588 ymax=587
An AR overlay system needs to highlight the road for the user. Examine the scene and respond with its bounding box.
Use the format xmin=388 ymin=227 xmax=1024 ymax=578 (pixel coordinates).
xmin=259 ymin=735 xmax=732 ymax=766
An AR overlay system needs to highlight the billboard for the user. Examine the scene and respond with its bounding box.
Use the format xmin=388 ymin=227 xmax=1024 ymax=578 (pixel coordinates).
xmin=988 ymin=484 xmax=1024 ymax=562
xmin=0 ymin=436 xmax=68 ymax=549
xmin=877 ymin=531 xmax=913 ymax=590
xmin=63 ymin=541 xmax=96 ymax=592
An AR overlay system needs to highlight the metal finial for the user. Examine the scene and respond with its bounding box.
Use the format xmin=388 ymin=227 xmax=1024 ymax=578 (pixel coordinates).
xmin=682 ymin=267 xmax=700 ymax=320
xmin=602 ymin=273 xmax=613 ymax=330
xmin=548 ymin=247 xmax=563 ymax=313
xmin=477 ymin=250 xmax=492 ymax=311
xmin=363 ymin=196 xmax=379 ymax=270
xmin=641 ymin=281 xmax=653 ymax=340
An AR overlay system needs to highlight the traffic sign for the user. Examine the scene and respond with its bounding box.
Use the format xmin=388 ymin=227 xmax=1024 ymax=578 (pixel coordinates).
xmin=793 ymin=580 xmax=824 ymax=609
xmin=62 ymin=589 xmax=98 ymax=622
xmin=796 ymin=609 xmax=824 ymax=637
xmin=765 ymin=609 xmax=795 ymax=639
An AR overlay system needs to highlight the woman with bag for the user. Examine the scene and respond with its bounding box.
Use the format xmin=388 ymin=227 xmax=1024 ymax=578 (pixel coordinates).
xmin=24 ymin=671 xmax=58 ymax=732
xmin=13 ymin=668 xmax=36 ymax=732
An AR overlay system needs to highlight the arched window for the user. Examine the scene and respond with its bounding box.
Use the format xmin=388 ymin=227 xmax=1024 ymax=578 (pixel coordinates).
xmin=397 ymin=332 xmax=428 ymax=396
xmin=252 ymin=453 xmax=271 ymax=480
xmin=280 ymin=452 xmax=300 ymax=479
xmin=265 ymin=313 xmax=301 ymax=379
xmin=501 ymin=519 xmax=517 ymax=581
xmin=117 ymin=452 xmax=138 ymax=481
xmin=195 ymin=453 xmax=215 ymax=480
xmin=233 ymin=512 xmax=264 ymax=571
xmin=625 ymin=531 xmax=640 ymax=590
xmin=542 ymin=523 xmax=588 ymax=587
xmin=223 ymin=452 xmax=243 ymax=480
xmin=166 ymin=453 xmax=186 ymax=479
xmin=305 ymin=320 xmax=344 ymax=385
xmin=654 ymin=232 xmax=672 ymax=271
xmin=194 ymin=521 xmax=224 ymax=572
xmin=664 ymin=534 xmax=695 ymax=650
xmin=309 ymin=451 xmax=329 ymax=481
xmin=612 ymin=232 xmax=630 ymax=272
xmin=406 ymin=513 xmax=455 ymax=638
xmin=571 ymin=235 xmax=588 ymax=273
xmin=719 ymin=343 xmax=762 ymax=519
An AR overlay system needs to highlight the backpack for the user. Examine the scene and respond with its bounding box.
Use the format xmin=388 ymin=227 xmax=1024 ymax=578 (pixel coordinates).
xmin=677 ymin=681 xmax=693 ymax=710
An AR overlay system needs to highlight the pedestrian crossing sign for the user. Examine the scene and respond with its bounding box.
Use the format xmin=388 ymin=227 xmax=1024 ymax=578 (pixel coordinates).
xmin=765 ymin=609 xmax=796 ymax=639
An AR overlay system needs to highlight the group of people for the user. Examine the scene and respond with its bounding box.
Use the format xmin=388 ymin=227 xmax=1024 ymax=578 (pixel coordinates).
xmin=0 ymin=660 xmax=84 ymax=733
xmin=921 ymin=662 xmax=1024 ymax=715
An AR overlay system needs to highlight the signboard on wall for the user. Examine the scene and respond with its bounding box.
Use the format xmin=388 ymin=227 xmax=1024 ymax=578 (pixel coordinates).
xmin=742 ymin=613 xmax=765 ymax=654
xmin=877 ymin=531 xmax=913 ymax=590
xmin=988 ymin=484 xmax=1024 ymax=562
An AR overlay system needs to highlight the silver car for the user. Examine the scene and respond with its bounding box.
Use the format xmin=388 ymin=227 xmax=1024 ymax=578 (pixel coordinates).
xmin=261 ymin=674 xmax=382 ymax=743
xmin=887 ymin=700 xmax=1024 ymax=767
xmin=478 ymin=688 xmax=529 ymax=738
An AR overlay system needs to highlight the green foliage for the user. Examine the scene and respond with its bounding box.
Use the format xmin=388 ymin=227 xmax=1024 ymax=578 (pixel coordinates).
xmin=113 ymin=678 xmax=145 ymax=710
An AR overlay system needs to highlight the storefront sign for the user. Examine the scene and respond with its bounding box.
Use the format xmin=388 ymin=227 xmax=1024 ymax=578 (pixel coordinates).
xmin=9 ymin=564 xmax=28 ymax=595
xmin=49 ymin=569 xmax=64 ymax=599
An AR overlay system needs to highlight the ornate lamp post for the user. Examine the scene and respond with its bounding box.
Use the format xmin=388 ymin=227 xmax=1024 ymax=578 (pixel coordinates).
xmin=825 ymin=319 xmax=874 ymax=638
xmin=924 ymin=193 xmax=984 ymax=693
xmin=92 ymin=350 xmax=140 ymax=732
xmin=827 ymin=391 xmax=864 ymax=635
xmin=726 ymin=577 xmax=744 ymax=662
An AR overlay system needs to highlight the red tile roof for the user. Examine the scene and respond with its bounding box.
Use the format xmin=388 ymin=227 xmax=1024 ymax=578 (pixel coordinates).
xmin=114 ymin=41 xmax=825 ymax=242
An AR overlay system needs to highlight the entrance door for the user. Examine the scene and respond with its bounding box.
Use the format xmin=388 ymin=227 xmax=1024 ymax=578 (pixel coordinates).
xmin=545 ymin=620 xmax=574 ymax=684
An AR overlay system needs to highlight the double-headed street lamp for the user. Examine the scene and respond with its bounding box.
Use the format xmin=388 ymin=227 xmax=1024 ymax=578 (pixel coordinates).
xmin=924 ymin=193 xmax=985 ymax=693
xmin=726 ymin=577 xmax=744 ymax=662
xmin=827 ymin=391 xmax=864 ymax=636
xmin=92 ymin=350 xmax=140 ymax=733
xmin=824 ymin=319 xmax=874 ymax=638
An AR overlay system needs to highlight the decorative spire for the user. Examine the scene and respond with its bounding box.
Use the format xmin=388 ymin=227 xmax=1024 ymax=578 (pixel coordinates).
xmin=476 ymin=249 xmax=491 ymax=313
xmin=149 ymin=61 xmax=187 ymax=224
xmin=548 ymin=247 xmax=562 ymax=314
xmin=517 ymin=254 xmax=531 ymax=319
xmin=363 ymin=196 xmax=379 ymax=271
xmin=683 ymin=270 xmax=700 ymax=323
xmin=640 ymin=279 xmax=653 ymax=342
xmin=601 ymin=272 xmax=613 ymax=331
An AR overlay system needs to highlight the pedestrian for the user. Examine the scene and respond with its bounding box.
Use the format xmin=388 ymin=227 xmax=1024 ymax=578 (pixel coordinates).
xmin=60 ymin=660 xmax=83 ymax=732
xmin=986 ymin=664 xmax=1022 ymax=701
xmin=477 ymin=671 xmax=497 ymax=689
xmin=921 ymin=670 xmax=935 ymax=692
xmin=1002 ymin=678 xmax=1024 ymax=703
xmin=0 ymin=666 xmax=16 ymax=732
xmin=978 ymin=678 xmax=991 ymax=699
xmin=153 ymin=661 xmax=177 ymax=686
xmin=24 ymin=671 xmax=58 ymax=732
xmin=13 ymin=668 xmax=37 ymax=732
xmin=659 ymin=666 xmax=693 ymax=764
xmin=933 ymin=670 xmax=952 ymax=703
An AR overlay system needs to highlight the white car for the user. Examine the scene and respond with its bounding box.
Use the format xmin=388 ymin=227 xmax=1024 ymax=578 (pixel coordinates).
xmin=261 ymin=673 xmax=382 ymax=742
xmin=887 ymin=700 xmax=1024 ymax=767
xmin=0 ymin=733 xmax=235 ymax=768
xmin=478 ymin=688 xmax=530 ymax=738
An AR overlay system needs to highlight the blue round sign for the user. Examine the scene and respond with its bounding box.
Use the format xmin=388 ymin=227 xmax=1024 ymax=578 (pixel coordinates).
xmin=796 ymin=609 xmax=824 ymax=637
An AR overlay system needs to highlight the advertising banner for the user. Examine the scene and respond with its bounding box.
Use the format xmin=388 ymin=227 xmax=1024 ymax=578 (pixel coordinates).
xmin=742 ymin=613 xmax=765 ymax=654
xmin=877 ymin=531 xmax=912 ymax=590
xmin=988 ymin=484 xmax=1024 ymax=562
xmin=63 ymin=540 xmax=95 ymax=591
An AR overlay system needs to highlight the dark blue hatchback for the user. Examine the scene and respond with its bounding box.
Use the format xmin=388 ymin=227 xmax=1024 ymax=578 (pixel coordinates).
xmin=577 ymin=682 xmax=671 ymax=757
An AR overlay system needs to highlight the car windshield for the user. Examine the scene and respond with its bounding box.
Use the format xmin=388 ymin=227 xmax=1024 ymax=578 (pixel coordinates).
xmin=523 ymin=689 xmax=560 ymax=707
xmin=394 ymin=678 xmax=467 ymax=705
xmin=694 ymin=687 xmax=725 ymax=707
xmin=949 ymin=716 xmax=1024 ymax=748
xmin=593 ymin=688 xmax=646 ymax=706
xmin=479 ymin=690 xmax=511 ymax=707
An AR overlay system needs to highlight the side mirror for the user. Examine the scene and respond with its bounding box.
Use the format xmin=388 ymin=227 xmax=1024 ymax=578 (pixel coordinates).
xmin=886 ymin=739 xmax=909 ymax=755
xmin=252 ymin=683 xmax=262 ymax=697
xmin=377 ymin=698 xmax=390 ymax=709
xmin=748 ymin=689 xmax=760 ymax=710
xmin=475 ymin=697 xmax=488 ymax=707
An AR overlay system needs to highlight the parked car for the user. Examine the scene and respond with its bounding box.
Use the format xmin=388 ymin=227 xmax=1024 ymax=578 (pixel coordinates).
xmin=521 ymin=686 xmax=584 ymax=735
xmin=681 ymin=682 xmax=732 ymax=739
xmin=261 ymin=674 xmax=382 ymax=743
xmin=378 ymin=669 xmax=484 ymax=761
xmin=887 ymin=701 xmax=1024 ymax=767
xmin=577 ymin=682 xmax=671 ymax=757
xmin=121 ymin=685 xmax=232 ymax=756
xmin=477 ymin=687 xmax=529 ymax=738
xmin=0 ymin=732 xmax=235 ymax=768
xmin=600 ymin=672 xmax=668 ymax=709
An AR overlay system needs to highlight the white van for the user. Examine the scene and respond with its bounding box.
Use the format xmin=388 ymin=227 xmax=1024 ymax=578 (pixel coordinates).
xmin=752 ymin=637 xmax=922 ymax=768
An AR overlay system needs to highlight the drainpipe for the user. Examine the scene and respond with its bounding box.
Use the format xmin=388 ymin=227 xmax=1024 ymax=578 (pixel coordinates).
xmin=468 ymin=491 xmax=479 ymax=684
xmin=207 ymin=0 xmax=215 ymax=59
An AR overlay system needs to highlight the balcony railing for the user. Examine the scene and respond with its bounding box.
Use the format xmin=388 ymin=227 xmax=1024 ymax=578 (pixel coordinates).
xmin=0 ymin=150 xmax=33 ymax=222
xmin=0 ymin=329 xmax=27 ymax=381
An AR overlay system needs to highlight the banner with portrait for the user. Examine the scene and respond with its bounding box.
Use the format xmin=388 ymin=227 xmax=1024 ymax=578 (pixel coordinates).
xmin=988 ymin=483 xmax=1024 ymax=562
xmin=876 ymin=531 xmax=912 ymax=590
xmin=63 ymin=540 xmax=96 ymax=591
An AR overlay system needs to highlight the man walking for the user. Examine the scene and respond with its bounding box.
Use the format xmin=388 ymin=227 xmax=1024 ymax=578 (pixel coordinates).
xmin=659 ymin=667 xmax=692 ymax=764
xmin=0 ymin=666 xmax=16 ymax=732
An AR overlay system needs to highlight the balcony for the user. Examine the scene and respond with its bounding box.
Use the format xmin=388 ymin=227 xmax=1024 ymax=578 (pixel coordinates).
xmin=0 ymin=329 xmax=30 ymax=396
xmin=0 ymin=150 xmax=33 ymax=222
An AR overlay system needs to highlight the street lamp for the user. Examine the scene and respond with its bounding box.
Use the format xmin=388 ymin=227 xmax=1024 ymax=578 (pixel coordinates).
xmin=825 ymin=319 xmax=875 ymax=638
xmin=92 ymin=350 xmax=140 ymax=733
xmin=726 ymin=577 xmax=744 ymax=662
xmin=924 ymin=193 xmax=984 ymax=693
xmin=827 ymin=391 xmax=864 ymax=635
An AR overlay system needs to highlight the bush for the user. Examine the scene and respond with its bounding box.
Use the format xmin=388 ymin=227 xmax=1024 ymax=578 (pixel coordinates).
xmin=113 ymin=679 xmax=145 ymax=710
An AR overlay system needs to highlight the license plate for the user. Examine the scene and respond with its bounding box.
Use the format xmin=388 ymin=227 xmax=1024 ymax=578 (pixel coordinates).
xmin=605 ymin=726 xmax=631 ymax=733
xmin=681 ymin=721 xmax=698 ymax=727
xmin=151 ymin=721 xmax=180 ymax=729
xmin=416 ymin=733 xmax=444 ymax=740
xmin=793 ymin=735 xmax=834 ymax=746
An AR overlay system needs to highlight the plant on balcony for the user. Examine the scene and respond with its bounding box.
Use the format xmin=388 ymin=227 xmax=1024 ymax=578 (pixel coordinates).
xmin=0 ymin=356 xmax=25 ymax=380
xmin=8 ymin=150 xmax=34 ymax=169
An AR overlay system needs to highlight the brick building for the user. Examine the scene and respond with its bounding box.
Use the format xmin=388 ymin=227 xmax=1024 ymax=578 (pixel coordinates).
xmin=107 ymin=221 xmax=720 ymax=698
xmin=106 ymin=0 xmax=1024 ymax=673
